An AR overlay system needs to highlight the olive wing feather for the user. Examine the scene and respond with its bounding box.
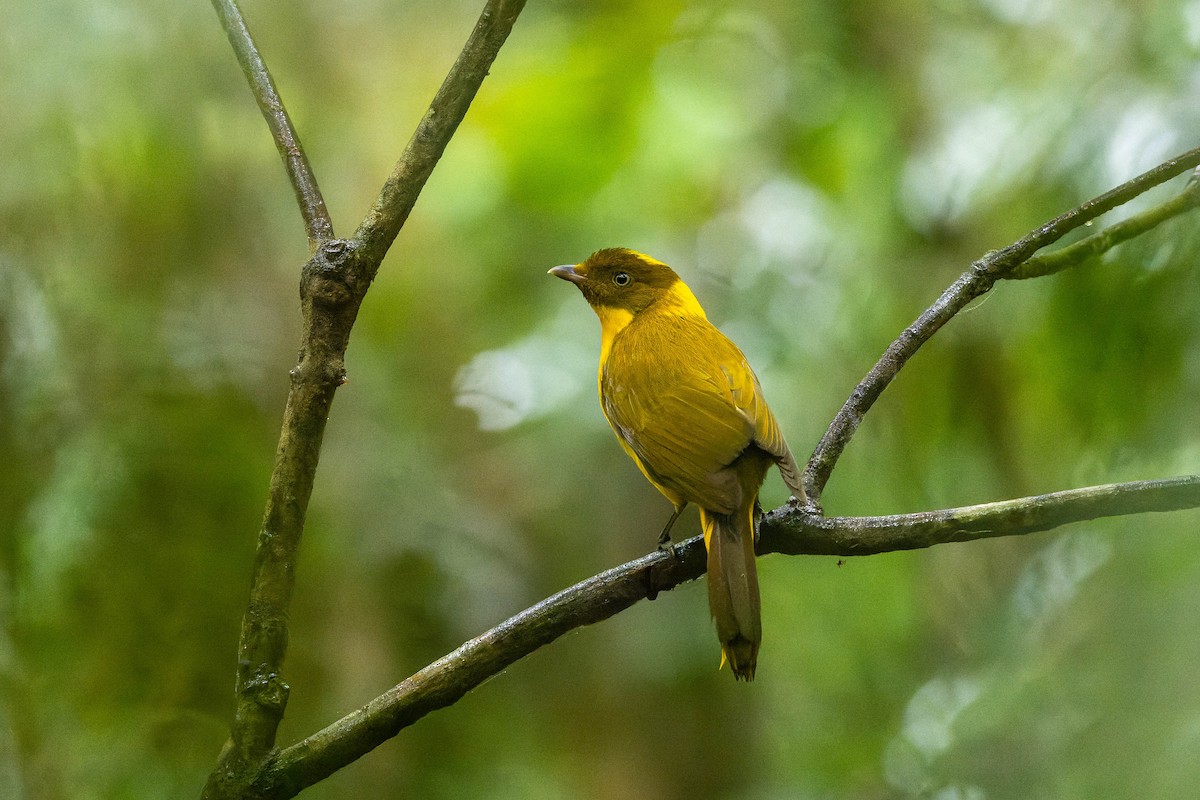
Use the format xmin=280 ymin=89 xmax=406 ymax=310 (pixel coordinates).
xmin=601 ymin=315 xmax=795 ymax=513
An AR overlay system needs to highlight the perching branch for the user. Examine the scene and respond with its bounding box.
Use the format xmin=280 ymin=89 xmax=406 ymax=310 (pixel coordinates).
xmin=203 ymin=1 xmax=528 ymax=798
xmin=800 ymin=146 xmax=1200 ymax=506
xmin=763 ymin=475 xmax=1200 ymax=555
xmin=259 ymin=545 xmax=701 ymax=797
xmin=211 ymin=0 xmax=333 ymax=249
xmin=243 ymin=474 xmax=1200 ymax=799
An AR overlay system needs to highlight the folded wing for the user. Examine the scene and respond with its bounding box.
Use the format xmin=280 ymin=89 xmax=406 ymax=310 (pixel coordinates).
xmin=601 ymin=314 xmax=800 ymax=513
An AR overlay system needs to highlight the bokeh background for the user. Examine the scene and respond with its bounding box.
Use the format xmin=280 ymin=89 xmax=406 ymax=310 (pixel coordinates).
xmin=4 ymin=0 xmax=1200 ymax=797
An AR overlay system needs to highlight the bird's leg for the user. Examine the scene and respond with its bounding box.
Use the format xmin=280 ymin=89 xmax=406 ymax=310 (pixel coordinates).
xmin=657 ymin=504 xmax=686 ymax=550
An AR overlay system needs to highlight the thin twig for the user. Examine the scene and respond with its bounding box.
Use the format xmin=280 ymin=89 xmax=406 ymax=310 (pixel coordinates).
xmin=1010 ymin=177 xmax=1200 ymax=280
xmin=801 ymin=146 xmax=1200 ymax=505
xmin=257 ymin=475 xmax=1199 ymax=798
xmin=352 ymin=0 xmax=529 ymax=271
xmin=211 ymin=0 xmax=334 ymax=249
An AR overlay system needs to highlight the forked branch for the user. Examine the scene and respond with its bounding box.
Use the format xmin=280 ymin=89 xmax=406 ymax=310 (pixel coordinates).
xmin=800 ymin=147 xmax=1200 ymax=506
xmin=203 ymin=1 xmax=528 ymax=798
xmin=1011 ymin=171 xmax=1200 ymax=280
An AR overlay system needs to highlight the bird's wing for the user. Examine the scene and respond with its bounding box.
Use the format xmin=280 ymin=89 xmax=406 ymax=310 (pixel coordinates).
xmin=737 ymin=364 xmax=806 ymax=500
xmin=712 ymin=338 xmax=806 ymax=501
xmin=602 ymin=315 xmax=796 ymax=513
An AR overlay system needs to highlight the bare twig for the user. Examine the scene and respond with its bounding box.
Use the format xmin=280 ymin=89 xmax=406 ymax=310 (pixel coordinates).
xmin=801 ymin=146 xmax=1200 ymax=505
xmin=202 ymin=243 xmax=359 ymax=800
xmin=1010 ymin=176 xmax=1200 ymax=280
xmin=763 ymin=475 xmax=1200 ymax=555
xmin=211 ymin=0 xmax=334 ymax=249
xmin=353 ymin=0 xmax=529 ymax=270
xmin=251 ymin=475 xmax=1200 ymax=799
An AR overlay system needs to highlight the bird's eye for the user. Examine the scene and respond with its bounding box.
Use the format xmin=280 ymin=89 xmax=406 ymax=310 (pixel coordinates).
xmin=613 ymin=272 xmax=631 ymax=287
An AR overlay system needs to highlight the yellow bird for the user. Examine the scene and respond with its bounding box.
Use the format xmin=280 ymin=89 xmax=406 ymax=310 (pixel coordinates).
xmin=551 ymin=248 xmax=805 ymax=680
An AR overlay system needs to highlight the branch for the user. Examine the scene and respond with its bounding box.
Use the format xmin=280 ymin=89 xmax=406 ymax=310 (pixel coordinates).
xmin=211 ymin=0 xmax=334 ymax=249
xmin=251 ymin=475 xmax=1200 ymax=798
xmin=800 ymin=146 xmax=1200 ymax=505
xmin=352 ymin=0 xmax=529 ymax=271
xmin=260 ymin=546 xmax=701 ymax=797
xmin=1010 ymin=172 xmax=1200 ymax=280
xmin=203 ymin=2 xmax=529 ymax=797
xmin=763 ymin=475 xmax=1200 ymax=555
xmin=201 ymin=243 xmax=360 ymax=800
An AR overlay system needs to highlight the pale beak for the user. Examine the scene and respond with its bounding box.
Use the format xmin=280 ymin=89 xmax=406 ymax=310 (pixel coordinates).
xmin=548 ymin=264 xmax=585 ymax=285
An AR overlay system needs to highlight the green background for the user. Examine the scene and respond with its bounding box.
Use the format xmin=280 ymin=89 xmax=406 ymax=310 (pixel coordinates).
xmin=3 ymin=0 xmax=1200 ymax=797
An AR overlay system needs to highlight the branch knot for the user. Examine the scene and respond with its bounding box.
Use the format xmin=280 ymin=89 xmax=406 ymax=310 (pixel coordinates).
xmin=240 ymin=668 xmax=292 ymax=712
xmin=301 ymin=239 xmax=359 ymax=307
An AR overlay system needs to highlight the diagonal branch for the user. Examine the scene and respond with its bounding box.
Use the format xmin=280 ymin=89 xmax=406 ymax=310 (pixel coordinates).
xmin=257 ymin=474 xmax=1200 ymax=798
xmin=352 ymin=0 xmax=529 ymax=271
xmin=1010 ymin=172 xmax=1200 ymax=280
xmin=259 ymin=545 xmax=701 ymax=797
xmin=212 ymin=0 xmax=334 ymax=249
xmin=800 ymin=146 xmax=1200 ymax=506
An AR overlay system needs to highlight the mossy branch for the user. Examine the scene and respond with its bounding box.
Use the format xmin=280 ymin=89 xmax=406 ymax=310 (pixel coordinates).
xmin=764 ymin=475 xmax=1200 ymax=555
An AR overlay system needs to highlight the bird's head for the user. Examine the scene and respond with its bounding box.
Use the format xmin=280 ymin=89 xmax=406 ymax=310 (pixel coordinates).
xmin=549 ymin=248 xmax=703 ymax=319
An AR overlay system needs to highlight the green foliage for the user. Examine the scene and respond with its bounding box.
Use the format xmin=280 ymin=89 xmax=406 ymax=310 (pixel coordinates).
xmin=2 ymin=0 xmax=1199 ymax=797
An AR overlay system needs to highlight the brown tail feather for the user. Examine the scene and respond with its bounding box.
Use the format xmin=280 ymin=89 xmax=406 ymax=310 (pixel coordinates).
xmin=702 ymin=506 xmax=761 ymax=681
